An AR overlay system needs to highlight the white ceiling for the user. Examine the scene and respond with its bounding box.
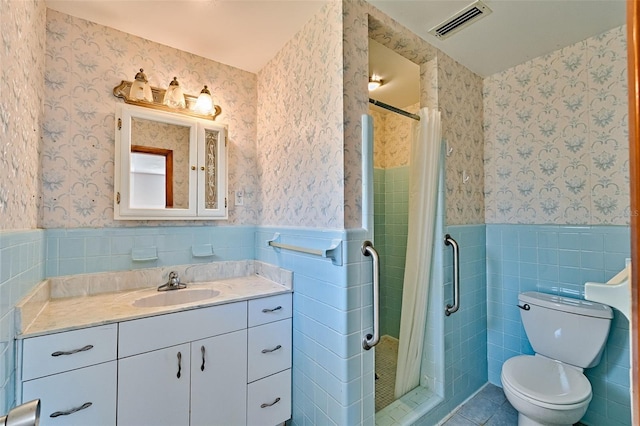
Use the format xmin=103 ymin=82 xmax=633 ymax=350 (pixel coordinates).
xmin=45 ymin=0 xmax=328 ymax=74
xmin=368 ymin=38 xmax=420 ymax=109
xmin=46 ymin=0 xmax=626 ymax=108
xmin=369 ymin=0 xmax=626 ymax=78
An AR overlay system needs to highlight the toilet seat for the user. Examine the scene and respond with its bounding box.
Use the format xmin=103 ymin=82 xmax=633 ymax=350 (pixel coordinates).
xmin=502 ymin=355 xmax=591 ymax=407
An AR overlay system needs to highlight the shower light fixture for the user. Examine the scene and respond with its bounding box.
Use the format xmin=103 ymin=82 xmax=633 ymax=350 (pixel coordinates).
xmin=368 ymin=76 xmax=382 ymax=91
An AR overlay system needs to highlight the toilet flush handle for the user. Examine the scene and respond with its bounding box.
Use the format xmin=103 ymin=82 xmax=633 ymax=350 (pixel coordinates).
xmin=518 ymin=303 xmax=530 ymax=311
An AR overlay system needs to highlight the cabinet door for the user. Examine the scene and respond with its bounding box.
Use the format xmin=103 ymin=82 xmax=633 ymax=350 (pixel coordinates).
xmin=22 ymin=361 xmax=116 ymax=426
xmin=117 ymin=344 xmax=190 ymax=426
xmin=115 ymin=104 xmax=199 ymax=219
xmin=190 ymin=330 xmax=247 ymax=426
xmin=196 ymin=122 xmax=227 ymax=218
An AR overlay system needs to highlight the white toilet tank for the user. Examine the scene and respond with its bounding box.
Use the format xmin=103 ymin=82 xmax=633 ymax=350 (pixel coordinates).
xmin=518 ymin=291 xmax=613 ymax=368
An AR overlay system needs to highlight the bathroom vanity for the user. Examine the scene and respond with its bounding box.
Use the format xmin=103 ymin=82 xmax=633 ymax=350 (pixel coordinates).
xmin=15 ymin=263 xmax=292 ymax=426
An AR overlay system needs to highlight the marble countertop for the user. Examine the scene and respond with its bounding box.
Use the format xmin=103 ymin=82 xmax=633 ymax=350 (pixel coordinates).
xmin=17 ymin=270 xmax=292 ymax=339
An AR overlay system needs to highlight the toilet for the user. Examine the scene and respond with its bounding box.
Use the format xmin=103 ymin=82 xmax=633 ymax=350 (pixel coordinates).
xmin=501 ymin=291 xmax=613 ymax=426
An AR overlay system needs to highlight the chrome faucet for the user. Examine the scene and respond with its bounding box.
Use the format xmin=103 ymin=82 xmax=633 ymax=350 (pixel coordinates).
xmin=158 ymin=271 xmax=187 ymax=291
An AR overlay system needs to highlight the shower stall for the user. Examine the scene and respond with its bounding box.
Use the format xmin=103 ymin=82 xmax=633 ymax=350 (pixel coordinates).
xmin=367 ymin=98 xmax=446 ymax=419
xmin=370 ymin=103 xmax=413 ymax=411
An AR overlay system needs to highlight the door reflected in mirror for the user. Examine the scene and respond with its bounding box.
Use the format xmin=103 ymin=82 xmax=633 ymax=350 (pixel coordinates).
xmin=130 ymin=117 xmax=190 ymax=210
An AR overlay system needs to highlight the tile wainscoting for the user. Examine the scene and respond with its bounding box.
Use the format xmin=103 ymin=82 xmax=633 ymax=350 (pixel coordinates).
xmin=486 ymin=224 xmax=631 ymax=426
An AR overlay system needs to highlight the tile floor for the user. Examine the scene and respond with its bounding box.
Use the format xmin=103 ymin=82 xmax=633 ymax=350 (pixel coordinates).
xmin=375 ymin=335 xmax=399 ymax=412
xmin=442 ymin=384 xmax=517 ymax=426
xmin=442 ymin=384 xmax=588 ymax=426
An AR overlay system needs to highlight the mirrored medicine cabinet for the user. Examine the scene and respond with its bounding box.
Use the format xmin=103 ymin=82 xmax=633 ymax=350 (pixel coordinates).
xmin=114 ymin=104 xmax=227 ymax=220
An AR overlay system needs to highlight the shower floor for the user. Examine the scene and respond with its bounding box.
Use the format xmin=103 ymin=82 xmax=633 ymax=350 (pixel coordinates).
xmin=375 ymin=335 xmax=399 ymax=412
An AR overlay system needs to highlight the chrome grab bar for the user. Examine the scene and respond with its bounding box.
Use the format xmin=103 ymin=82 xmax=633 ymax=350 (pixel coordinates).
xmin=445 ymin=234 xmax=460 ymax=316
xmin=362 ymin=240 xmax=380 ymax=350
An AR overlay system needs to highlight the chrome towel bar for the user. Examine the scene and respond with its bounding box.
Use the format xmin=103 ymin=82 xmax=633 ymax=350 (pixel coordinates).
xmin=445 ymin=234 xmax=460 ymax=316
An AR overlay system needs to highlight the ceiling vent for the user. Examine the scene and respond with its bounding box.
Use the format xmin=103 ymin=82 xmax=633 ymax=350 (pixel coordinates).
xmin=428 ymin=0 xmax=492 ymax=40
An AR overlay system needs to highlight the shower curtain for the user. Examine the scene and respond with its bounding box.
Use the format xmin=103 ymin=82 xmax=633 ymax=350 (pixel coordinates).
xmin=394 ymin=107 xmax=442 ymax=398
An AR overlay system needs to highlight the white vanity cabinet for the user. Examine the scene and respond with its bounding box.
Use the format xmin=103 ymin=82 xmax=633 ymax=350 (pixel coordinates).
xmin=18 ymin=324 xmax=118 ymax=426
xmin=117 ymin=332 xmax=248 ymax=426
xmin=18 ymin=292 xmax=292 ymax=426
xmin=117 ymin=301 xmax=248 ymax=426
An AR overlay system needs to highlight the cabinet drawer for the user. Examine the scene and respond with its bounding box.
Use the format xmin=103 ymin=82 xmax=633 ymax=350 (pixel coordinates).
xmin=119 ymin=301 xmax=247 ymax=358
xmin=247 ymin=369 xmax=291 ymax=426
xmin=22 ymin=361 xmax=117 ymax=426
xmin=248 ymin=293 xmax=292 ymax=327
xmin=247 ymin=318 xmax=292 ymax=383
xmin=21 ymin=324 xmax=117 ymax=380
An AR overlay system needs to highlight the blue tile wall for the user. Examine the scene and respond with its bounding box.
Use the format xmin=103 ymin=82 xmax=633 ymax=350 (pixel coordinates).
xmin=255 ymin=226 xmax=370 ymax=426
xmin=5 ymin=222 xmax=629 ymax=425
xmin=415 ymin=224 xmax=488 ymax=424
xmin=486 ymin=224 xmax=631 ymax=426
xmin=374 ymin=167 xmax=409 ymax=339
xmin=45 ymin=226 xmax=256 ymax=277
xmin=0 ymin=230 xmax=45 ymax=415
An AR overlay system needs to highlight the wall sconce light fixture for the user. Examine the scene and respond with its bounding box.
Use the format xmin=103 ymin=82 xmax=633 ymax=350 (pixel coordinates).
xmin=368 ymin=76 xmax=382 ymax=91
xmin=162 ymin=77 xmax=186 ymax=108
xmin=129 ymin=68 xmax=153 ymax=102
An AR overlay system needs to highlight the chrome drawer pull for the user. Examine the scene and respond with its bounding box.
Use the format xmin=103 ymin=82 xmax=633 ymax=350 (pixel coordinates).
xmin=50 ymin=402 xmax=92 ymax=417
xmin=262 ymin=306 xmax=282 ymax=313
xmin=51 ymin=345 xmax=94 ymax=357
xmin=201 ymin=346 xmax=206 ymax=371
xmin=260 ymin=397 xmax=281 ymax=408
xmin=261 ymin=345 xmax=282 ymax=354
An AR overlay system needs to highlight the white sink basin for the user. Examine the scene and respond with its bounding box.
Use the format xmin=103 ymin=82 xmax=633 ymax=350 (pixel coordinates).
xmin=584 ymin=260 xmax=631 ymax=321
xmin=133 ymin=288 xmax=220 ymax=308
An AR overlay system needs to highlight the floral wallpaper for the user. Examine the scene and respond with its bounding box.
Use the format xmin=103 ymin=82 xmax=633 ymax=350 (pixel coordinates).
xmin=256 ymin=2 xmax=345 ymax=228
xmin=438 ymin=53 xmax=485 ymax=225
xmin=0 ymin=0 xmax=46 ymax=230
xmin=370 ymin=103 xmax=418 ymax=169
xmin=42 ymin=10 xmax=258 ymax=228
xmin=484 ymin=25 xmax=629 ymax=225
xmin=131 ymin=118 xmax=190 ymax=209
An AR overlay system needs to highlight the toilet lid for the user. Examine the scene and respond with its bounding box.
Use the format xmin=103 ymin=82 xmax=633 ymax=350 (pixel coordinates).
xmin=502 ymin=355 xmax=591 ymax=405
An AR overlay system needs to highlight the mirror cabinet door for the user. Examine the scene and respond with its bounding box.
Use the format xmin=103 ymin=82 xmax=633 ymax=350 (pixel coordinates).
xmin=115 ymin=104 xmax=226 ymax=220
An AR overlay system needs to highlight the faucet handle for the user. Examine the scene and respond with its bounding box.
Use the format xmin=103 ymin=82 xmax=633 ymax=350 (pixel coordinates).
xmin=158 ymin=271 xmax=185 ymax=291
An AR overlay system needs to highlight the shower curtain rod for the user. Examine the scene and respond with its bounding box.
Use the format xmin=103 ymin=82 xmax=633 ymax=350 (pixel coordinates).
xmin=369 ymin=98 xmax=420 ymax=121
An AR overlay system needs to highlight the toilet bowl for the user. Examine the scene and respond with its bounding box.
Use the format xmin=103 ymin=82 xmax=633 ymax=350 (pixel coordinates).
xmin=501 ymin=355 xmax=591 ymax=426
xmin=500 ymin=292 xmax=612 ymax=426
